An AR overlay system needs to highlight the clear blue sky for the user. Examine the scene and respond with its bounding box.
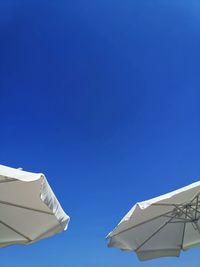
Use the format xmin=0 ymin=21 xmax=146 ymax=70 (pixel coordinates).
xmin=0 ymin=0 xmax=200 ymax=266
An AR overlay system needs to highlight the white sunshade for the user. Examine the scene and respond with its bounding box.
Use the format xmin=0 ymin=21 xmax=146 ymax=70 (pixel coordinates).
xmin=107 ymin=181 xmax=200 ymax=261
xmin=0 ymin=164 xmax=69 ymax=247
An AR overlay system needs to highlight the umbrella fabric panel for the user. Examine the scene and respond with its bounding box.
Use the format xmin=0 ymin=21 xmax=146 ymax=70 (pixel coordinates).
xmin=183 ymin=221 xmax=200 ymax=250
xmin=0 ymin=179 xmax=51 ymax=212
xmin=137 ymin=249 xmax=180 ymax=261
xmin=0 ymin=223 xmax=27 ymax=247
xmin=136 ymin=218 xmax=184 ymax=260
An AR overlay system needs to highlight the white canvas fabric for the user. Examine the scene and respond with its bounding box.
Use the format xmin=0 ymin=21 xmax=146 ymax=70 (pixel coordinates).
xmin=0 ymin=164 xmax=69 ymax=247
xmin=107 ymin=181 xmax=200 ymax=261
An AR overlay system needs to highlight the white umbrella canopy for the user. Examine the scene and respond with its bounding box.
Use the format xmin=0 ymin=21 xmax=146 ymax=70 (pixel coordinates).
xmin=107 ymin=181 xmax=200 ymax=261
xmin=0 ymin=164 xmax=69 ymax=247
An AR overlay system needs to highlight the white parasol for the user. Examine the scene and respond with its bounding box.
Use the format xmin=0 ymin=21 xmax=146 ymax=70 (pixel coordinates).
xmin=0 ymin=164 xmax=69 ymax=247
xmin=107 ymin=181 xmax=200 ymax=261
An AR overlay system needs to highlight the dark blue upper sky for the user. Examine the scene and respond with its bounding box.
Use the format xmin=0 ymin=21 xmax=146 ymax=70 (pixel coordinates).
xmin=0 ymin=0 xmax=200 ymax=266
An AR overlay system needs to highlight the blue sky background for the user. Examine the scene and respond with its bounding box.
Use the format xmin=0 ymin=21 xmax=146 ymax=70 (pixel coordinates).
xmin=0 ymin=0 xmax=200 ymax=266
